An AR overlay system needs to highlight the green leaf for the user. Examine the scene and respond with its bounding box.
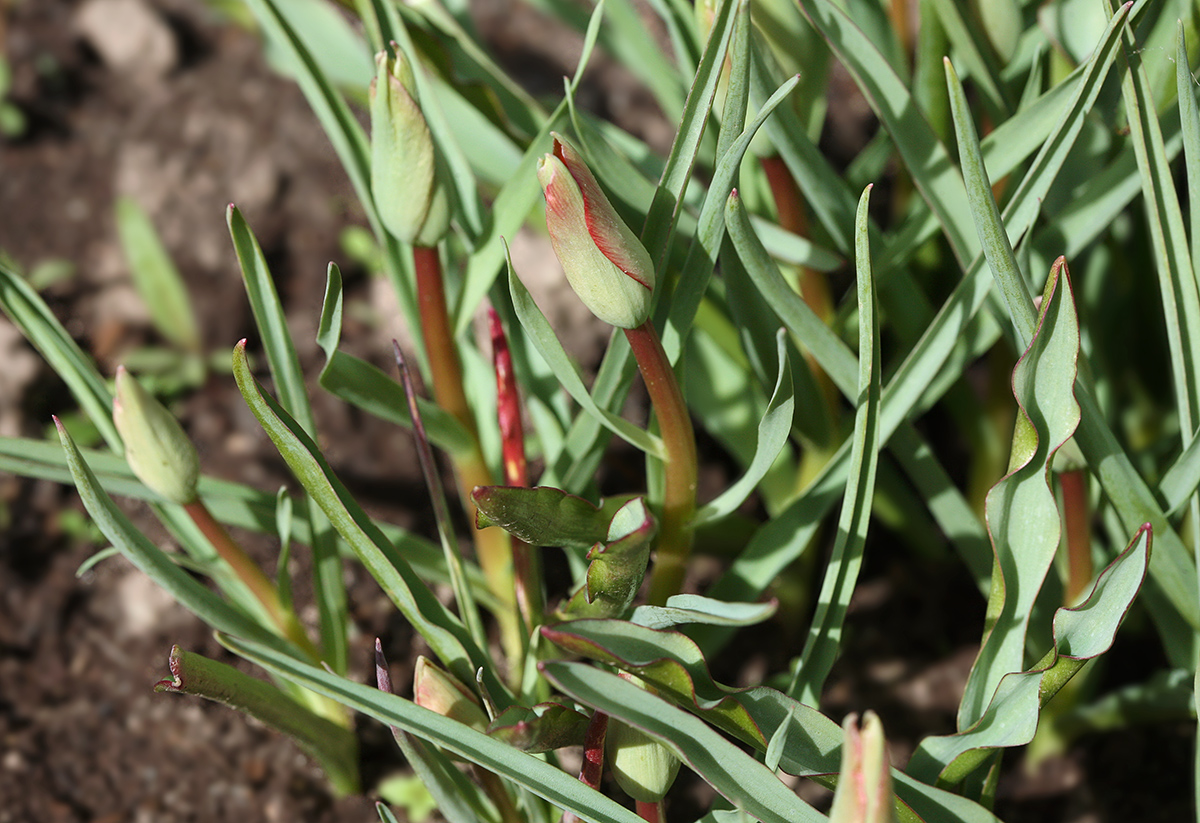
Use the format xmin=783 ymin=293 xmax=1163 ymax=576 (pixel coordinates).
xmin=693 ymin=330 xmax=794 ymax=527
xmin=231 ymin=341 xmax=507 ymax=702
xmin=629 ymin=595 xmax=777 ymax=630
xmin=957 ymin=259 xmax=1082 ymax=729
xmin=487 ymin=701 xmax=591 ymax=753
xmin=789 ymin=185 xmax=882 ymax=707
xmin=473 ymin=485 xmax=623 ymax=549
xmin=542 ymin=620 xmax=1000 ymax=823
xmin=910 ymin=524 xmax=1152 ymax=784
xmin=559 ymin=499 xmax=656 ymax=619
xmin=219 ymin=632 xmax=646 ymax=823
xmin=540 ymin=661 xmax=825 ymax=823
xmin=507 ymin=247 xmax=665 ymax=458
xmin=156 ymin=644 xmax=358 ymax=794
xmin=0 ymin=261 xmax=121 ymax=449
xmin=228 ymin=207 xmax=349 ymax=674
xmin=54 ymin=419 xmax=285 ymax=650
xmin=115 ymin=197 xmax=201 ymax=353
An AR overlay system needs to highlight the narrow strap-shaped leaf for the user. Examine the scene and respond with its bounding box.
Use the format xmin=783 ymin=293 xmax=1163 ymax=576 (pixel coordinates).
xmin=219 ymin=632 xmax=645 ymax=823
xmin=640 ymin=0 xmax=740 ymax=272
xmin=911 ymin=525 xmax=1151 ymax=784
xmin=228 ymin=207 xmax=351 ymax=674
xmin=957 ymin=260 xmax=1081 ymax=729
xmin=1180 ymin=22 xmax=1200 ymax=278
xmin=926 ymin=0 xmax=1011 ymax=117
xmin=796 ymin=0 xmax=979 ymax=269
xmin=541 ymin=661 xmax=826 ymax=823
xmin=0 ymin=262 xmax=120 ymax=449
xmin=115 ymin=196 xmax=201 ymax=353
xmin=788 ymin=186 xmax=881 ymax=706
xmin=543 ymin=620 xmax=1000 ymax=823
xmin=693 ymin=330 xmax=794 ymax=526
xmin=1107 ymin=0 xmax=1200 ymax=438
xmin=156 ymin=645 xmax=358 ymax=794
xmin=231 ymin=341 xmax=508 ymax=703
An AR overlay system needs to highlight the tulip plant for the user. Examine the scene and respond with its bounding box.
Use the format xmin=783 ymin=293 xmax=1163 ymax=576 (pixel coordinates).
xmin=3 ymin=0 xmax=1200 ymax=821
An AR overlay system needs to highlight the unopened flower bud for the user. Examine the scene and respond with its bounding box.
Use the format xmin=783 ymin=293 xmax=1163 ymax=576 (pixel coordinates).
xmin=412 ymin=656 xmax=488 ymax=731
xmin=829 ymin=711 xmax=894 ymax=823
xmin=537 ymin=133 xmax=655 ymax=329
xmin=112 ymin=366 xmax=200 ymax=505
xmin=605 ymin=677 xmax=680 ymax=803
xmin=369 ymin=48 xmax=450 ymax=246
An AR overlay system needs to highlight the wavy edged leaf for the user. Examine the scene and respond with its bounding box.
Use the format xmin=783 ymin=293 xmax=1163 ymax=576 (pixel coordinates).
xmin=911 ymin=524 xmax=1152 ymax=785
xmin=219 ymin=632 xmax=645 ymax=823
xmin=230 ymin=340 xmax=506 ymax=702
xmin=540 ymin=660 xmax=825 ymax=823
xmin=959 ymin=259 xmax=1081 ymax=729
xmin=473 ymin=485 xmax=622 ymax=548
xmin=559 ymin=499 xmax=655 ymax=620
xmin=487 ymin=701 xmax=590 ymax=753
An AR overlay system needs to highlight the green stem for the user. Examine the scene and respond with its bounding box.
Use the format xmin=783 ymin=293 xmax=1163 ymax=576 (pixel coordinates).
xmin=183 ymin=499 xmax=320 ymax=663
xmin=624 ymin=320 xmax=698 ymax=605
xmin=414 ymin=245 xmax=520 ymax=666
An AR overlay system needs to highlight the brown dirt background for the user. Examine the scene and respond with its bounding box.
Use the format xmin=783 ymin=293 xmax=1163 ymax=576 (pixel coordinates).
xmin=0 ymin=1 xmax=1192 ymax=821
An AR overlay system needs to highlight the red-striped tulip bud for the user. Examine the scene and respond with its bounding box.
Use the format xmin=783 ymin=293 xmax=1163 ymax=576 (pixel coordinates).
xmin=829 ymin=711 xmax=894 ymax=823
xmin=112 ymin=366 xmax=199 ymax=505
xmin=412 ymin=656 xmax=488 ymax=731
xmin=369 ymin=48 xmax=450 ymax=246
xmin=537 ymin=133 xmax=655 ymax=329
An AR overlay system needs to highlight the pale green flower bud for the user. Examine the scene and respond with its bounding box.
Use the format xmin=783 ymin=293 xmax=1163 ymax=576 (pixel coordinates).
xmin=605 ymin=677 xmax=680 ymax=802
xmin=829 ymin=711 xmax=894 ymax=823
xmin=537 ymin=133 xmax=655 ymax=329
xmin=112 ymin=366 xmax=199 ymax=505
xmin=369 ymin=48 xmax=450 ymax=246
xmin=412 ymin=656 xmax=488 ymax=731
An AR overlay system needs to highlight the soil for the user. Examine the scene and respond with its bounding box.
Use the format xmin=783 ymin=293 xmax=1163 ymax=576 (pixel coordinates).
xmin=0 ymin=1 xmax=1191 ymax=822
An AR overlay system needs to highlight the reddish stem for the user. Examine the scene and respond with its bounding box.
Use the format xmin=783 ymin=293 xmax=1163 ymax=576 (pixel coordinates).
xmin=413 ymin=245 xmax=519 ymax=663
xmin=489 ymin=308 xmax=543 ymax=632
xmin=635 ymin=801 xmax=663 ymax=823
xmin=562 ymin=711 xmax=609 ymax=823
xmin=1060 ymin=469 xmax=1093 ymax=604
xmin=184 ymin=500 xmax=319 ymax=661
xmin=624 ymin=320 xmax=698 ymax=605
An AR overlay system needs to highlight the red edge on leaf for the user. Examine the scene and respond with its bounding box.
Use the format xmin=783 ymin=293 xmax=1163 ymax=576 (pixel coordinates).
xmin=153 ymin=645 xmax=185 ymax=693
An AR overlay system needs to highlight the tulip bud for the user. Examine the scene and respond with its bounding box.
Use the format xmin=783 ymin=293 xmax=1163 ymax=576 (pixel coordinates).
xmin=537 ymin=133 xmax=655 ymax=329
xmin=412 ymin=656 xmax=488 ymax=731
xmin=605 ymin=677 xmax=680 ymax=803
xmin=112 ymin=366 xmax=200 ymax=505
xmin=369 ymin=47 xmax=450 ymax=246
xmin=829 ymin=711 xmax=894 ymax=823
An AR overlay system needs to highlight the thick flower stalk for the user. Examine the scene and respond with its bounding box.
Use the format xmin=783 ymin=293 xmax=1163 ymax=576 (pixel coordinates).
xmin=371 ymin=46 xmax=519 ymax=668
xmin=537 ymin=133 xmax=697 ymax=604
